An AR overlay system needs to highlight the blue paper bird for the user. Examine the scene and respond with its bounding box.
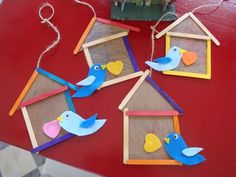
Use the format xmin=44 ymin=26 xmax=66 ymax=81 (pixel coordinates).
xmin=145 ymin=46 xmax=186 ymax=71
xmin=57 ymin=111 xmax=106 ymax=136
xmin=164 ymin=132 xmax=206 ymax=166
xmin=72 ymin=64 xmax=107 ymax=98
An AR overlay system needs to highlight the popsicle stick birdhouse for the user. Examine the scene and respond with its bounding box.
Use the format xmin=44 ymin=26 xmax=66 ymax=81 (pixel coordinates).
xmin=73 ymin=17 xmax=143 ymax=88
xmin=155 ymin=12 xmax=220 ymax=79
xmin=119 ymin=70 xmax=184 ymax=165
xmin=9 ymin=68 xmax=77 ymax=153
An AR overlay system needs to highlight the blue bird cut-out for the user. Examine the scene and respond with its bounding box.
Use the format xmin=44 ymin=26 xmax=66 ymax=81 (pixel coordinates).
xmin=72 ymin=64 xmax=107 ymax=98
xmin=145 ymin=46 xmax=186 ymax=71
xmin=57 ymin=111 xmax=106 ymax=136
xmin=164 ymin=132 xmax=206 ymax=166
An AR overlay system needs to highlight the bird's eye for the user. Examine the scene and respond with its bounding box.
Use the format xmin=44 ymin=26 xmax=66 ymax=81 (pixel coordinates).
xmin=173 ymin=48 xmax=177 ymax=51
xmin=173 ymin=134 xmax=178 ymax=140
xmin=65 ymin=114 xmax=70 ymax=120
xmin=94 ymin=66 xmax=99 ymax=71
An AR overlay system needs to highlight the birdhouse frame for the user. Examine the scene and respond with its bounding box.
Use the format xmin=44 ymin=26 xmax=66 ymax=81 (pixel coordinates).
xmin=156 ymin=12 xmax=220 ymax=79
xmin=9 ymin=68 xmax=77 ymax=153
xmin=123 ymin=108 xmax=182 ymax=165
xmin=73 ymin=17 xmax=143 ymax=88
xmin=118 ymin=70 xmax=184 ymax=165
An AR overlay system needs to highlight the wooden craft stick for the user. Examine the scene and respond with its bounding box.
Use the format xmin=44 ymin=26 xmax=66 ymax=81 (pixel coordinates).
xmin=123 ymin=108 xmax=129 ymax=164
xmin=167 ymin=32 xmax=211 ymax=40
xmin=127 ymin=159 xmax=182 ymax=165
xmin=82 ymin=31 xmax=128 ymax=48
xmin=73 ymin=17 xmax=96 ymax=54
xmin=126 ymin=110 xmax=179 ymax=116
xmin=21 ymin=107 xmax=38 ymax=148
xmin=83 ymin=48 xmax=93 ymax=67
xmin=118 ymin=70 xmax=150 ymax=110
xmin=206 ymin=40 xmax=211 ymax=79
xmin=189 ymin=13 xmax=220 ymax=46
xmin=165 ymin=34 xmax=170 ymax=53
xmin=163 ymin=70 xmax=210 ymax=79
xmin=156 ymin=13 xmax=190 ymax=39
xmin=9 ymin=71 xmax=38 ymax=117
xmin=19 ymin=86 xmax=68 ymax=108
xmin=99 ymin=71 xmax=144 ymax=89
xmin=96 ymin=17 xmax=140 ymax=32
xmin=173 ymin=115 xmax=181 ymax=134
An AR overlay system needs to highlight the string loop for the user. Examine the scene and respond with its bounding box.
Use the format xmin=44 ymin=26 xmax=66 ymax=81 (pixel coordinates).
xmin=37 ymin=3 xmax=61 ymax=68
xmin=74 ymin=0 xmax=96 ymax=17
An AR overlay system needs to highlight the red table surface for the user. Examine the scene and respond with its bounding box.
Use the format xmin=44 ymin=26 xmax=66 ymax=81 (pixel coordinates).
xmin=1 ymin=0 xmax=236 ymax=176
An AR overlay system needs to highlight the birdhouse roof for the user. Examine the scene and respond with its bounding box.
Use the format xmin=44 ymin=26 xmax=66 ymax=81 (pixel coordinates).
xmin=73 ymin=17 xmax=140 ymax=54
xmin=118 ymin=70 xmax=184 ymax=114
xmin=9 ymin=68 xmax=77 ymax=116
xmin=156 ymin=12 xmax=220 ymax=46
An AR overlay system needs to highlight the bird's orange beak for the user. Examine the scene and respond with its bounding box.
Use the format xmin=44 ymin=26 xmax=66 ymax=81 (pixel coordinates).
xmin=164 ymin=138 xmax=170 ymax=144
xmin=101 ymin=64 xmax=107 ymax=70
xmin=57 ymin=116 xmax=63 ymax=122
xmin=180 ymin=49 xmax=187 ymax=55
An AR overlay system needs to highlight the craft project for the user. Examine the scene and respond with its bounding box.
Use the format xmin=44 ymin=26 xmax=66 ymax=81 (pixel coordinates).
xmin=144 ymin=133 xmax=162 ymax=153
xmin=145 ymin=46 xmax=186 ymax=71
xmin=119 ymin=70 xmax=184 ymax=165
xmin=73 ymin=64 xmax=107 ymax=98
xmin=154 ymin=12 xmax=220 ymax=79
xmin=8 ymin=3 xmax=78 ymax=153
xmin=57 ymin=111 xmax=106 ymax=136
xmin=73 ymin=16 xmax=143 ymax=88
xmin=164 ymin=132 xmax=206 ymax=166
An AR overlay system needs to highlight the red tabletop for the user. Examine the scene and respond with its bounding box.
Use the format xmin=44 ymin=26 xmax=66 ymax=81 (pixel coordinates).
xmin=1 ymin=0 xmax=236 ymax=176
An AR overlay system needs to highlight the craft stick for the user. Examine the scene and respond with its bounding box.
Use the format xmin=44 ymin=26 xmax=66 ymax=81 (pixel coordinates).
xmin=19 ymin=86 xmax=68 ymax=108
xmin=173 ymin=115 xmax=181 ymax=134
xmin=126 ymin=110 xmax=179 ymax=116
xmin=146 ymin=76 xmax=184 ymax=114
xmin=37 ymin=68 xmax=78 ymax=91
xmin=9 ymin=71 xmax=38 ymax=117
xmin=165 ymin=34 xmax=170 ymax=53
xmin=21 ymin=107 xmax=38 ymax=148
xmin=206 ymin=40 xmax=211 ymax=79
xmin=127 ymin=159 xmax=182 ymax=165
xmin=122 ymin=36 xmax=140 ymax=72
xmin=189 ymin=13 xmax=220 ymax=46
xmin=99 ymin=71 xmax=144 ymax=89
xmin=156 ymin=13 xmax=190 ymax=39
xmin=118 ymin=70 xmax=150 ymax=110
xmin=31 ymin=133 xmax=75 ymax=153
xmin=64 ymin=90 xmax=76 ymax=113
xmin=82 ymin=31 xmax=128 ymax=48
xmin=83 ymin=48 xmax=93 ymax=67
xmin=167 ymin=32 xmax=211 ymax=40
xmin=123 ymin=108 xmax=129 ymax=164
xmin=96 ymin=17 xmax=140 ymax=32
xmin=163 ymin=70 xmax=211 ymax=79
xmin=73 ymin=17 xmax=96 ymax=54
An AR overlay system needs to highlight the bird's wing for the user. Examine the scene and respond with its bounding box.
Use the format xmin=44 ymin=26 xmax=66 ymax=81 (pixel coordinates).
xmin=79 ymin=114 xmax=97 ymax=128
xmin=76 ymin=75 xmax=96 ymax=86
xmin=154 ymin=57 xmax=172 ymax=64
xmin=182 ymin=147 xmax=203 ymax=157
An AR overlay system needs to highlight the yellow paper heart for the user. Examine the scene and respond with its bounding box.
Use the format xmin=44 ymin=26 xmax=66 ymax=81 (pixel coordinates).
xmin=107 ymin=60 xmax=124 ymax=76
xmin=144 ymin=133 xmax=162 ymax=153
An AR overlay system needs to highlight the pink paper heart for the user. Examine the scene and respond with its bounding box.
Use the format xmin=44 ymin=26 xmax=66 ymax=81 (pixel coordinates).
xmin=43 ymin=120 xmax=61 ymax=138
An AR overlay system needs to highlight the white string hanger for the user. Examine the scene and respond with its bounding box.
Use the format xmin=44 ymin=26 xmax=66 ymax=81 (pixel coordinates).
xmin=74 ymin=0 xmax=96 ymax=17
xmin=148 ymin=0 xmax=226 ymax=77
xmin=37 ymin=2 xmax=61 ymax=68
xmin=149 ymin=12 xmax=178 ymax=76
